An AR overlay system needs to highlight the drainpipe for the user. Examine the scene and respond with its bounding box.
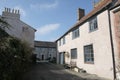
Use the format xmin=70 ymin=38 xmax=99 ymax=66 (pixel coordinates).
xmin=108 ymin=10 xmax=116 ymax=80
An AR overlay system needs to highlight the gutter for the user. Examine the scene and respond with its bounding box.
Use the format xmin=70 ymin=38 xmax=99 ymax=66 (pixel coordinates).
xmin=55 ymin=1 xmax=112 ymax=42
xmin=108 ymin=9 xmax=116 ymax=80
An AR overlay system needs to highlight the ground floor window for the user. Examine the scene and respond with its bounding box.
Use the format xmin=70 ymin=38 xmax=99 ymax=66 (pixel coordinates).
xmin=71 ymin=48 xmax=77 ymax=59
xmin=84 ymin=44 xmax=94 ymax=63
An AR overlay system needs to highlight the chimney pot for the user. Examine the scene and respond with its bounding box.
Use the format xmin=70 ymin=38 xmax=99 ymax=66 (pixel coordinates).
xmin=4 ymin=7 xmax=7 ymax=12
xmin=2 ymin=8 xmax=20 ymax=19
xmin=15 ymin=10 xmax=17 ymax=14
xmin=18 ymin=10 xmax=20 ymax=14
xmin=12 ymin=9 xmax=14 ymax=13
xmin=6 ymin=8 xmax=8 ymax=12
xmin=8 ymin=8 xmax=11 ymax=12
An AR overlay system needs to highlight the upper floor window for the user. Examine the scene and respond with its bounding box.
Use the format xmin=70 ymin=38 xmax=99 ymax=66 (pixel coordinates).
xmin=89 ymin=17 xmax=98 ymax=32
xmin=84 ymin=44 xmax=94 ymax=64
xmin=63 ymin=37 xmax=65 ymax=45
xmin=71 ymin=48 xmax=77 ymax=59
xmin=59 ymin=40 xmax=61 ymax=46
xmin=72 ymin=28 xmax=79 ymax=39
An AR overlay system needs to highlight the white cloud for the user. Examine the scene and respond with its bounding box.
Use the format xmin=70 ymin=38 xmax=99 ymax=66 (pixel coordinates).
xmin=36 ymin=23 xmax=60 ymax=35
xmin=14 ymin=6 xmax=26 ymax=17
xmin=30 ymin=0 xmax=58 ymax=10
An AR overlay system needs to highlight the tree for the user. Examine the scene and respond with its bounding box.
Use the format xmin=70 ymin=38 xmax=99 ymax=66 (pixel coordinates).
xmin=0 ymin=16 xmax=32 ymax=80
xmin=0 ymin=17 xmax=11 ymax=38
xmin=0 ymin=36 xmax=32 ymax=80
xmin=0 ymin=17 xmax=10 ymax=29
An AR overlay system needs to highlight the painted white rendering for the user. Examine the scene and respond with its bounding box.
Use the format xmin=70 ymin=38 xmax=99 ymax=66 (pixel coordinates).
xmin=56 ymin=0 xmax=120 ymax=79
xmin=34 ymin=41 xmax=57 ymax=62
xmin=35 ymin=47 xmax=56 ymax=60
xmin=0 ymin=8 xmax=36 ymax=48
xmin=57 ymin=10 xmax=113 ymax=79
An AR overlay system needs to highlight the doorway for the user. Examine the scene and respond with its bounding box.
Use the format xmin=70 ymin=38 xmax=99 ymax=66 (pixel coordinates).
xmin=42 ymin=55 xmax=44 ymax=60
xmin=59 ymin=52 xmax=65 ymax=64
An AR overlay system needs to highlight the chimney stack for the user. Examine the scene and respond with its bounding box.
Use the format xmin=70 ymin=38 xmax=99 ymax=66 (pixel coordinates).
xmin=2 ymin=7 xmax=20 ymax=19
xmin=77 ymin=8 xmax=85 ymax=21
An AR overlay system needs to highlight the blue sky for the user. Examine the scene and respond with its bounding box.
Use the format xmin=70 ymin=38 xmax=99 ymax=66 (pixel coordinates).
xmin=0 ymin=0 xmax=93 ymax=41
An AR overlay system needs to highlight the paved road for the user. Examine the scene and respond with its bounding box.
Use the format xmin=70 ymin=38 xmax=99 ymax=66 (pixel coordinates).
xmin=22 ymin=62 xmax=106 ymax=80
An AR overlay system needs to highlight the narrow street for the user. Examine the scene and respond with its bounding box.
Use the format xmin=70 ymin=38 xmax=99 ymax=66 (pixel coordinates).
xmin=22 ymin=62 xmax=105 ymax=80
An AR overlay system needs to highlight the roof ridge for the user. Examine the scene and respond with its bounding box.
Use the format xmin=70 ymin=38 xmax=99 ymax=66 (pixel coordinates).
xmin=56 ymin=0 xmax=113 ymax=41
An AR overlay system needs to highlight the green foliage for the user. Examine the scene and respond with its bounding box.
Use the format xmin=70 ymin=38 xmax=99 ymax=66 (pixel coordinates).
xmin=0 ymin=17 xmax=11 ymax=29
xmin=0 ymin=28 xmax=32 ymax=80
xmin=0 ymin=16 xmax=32 ymax=80
xmin=0 ymin=16 xmax=11 ymax=40
xmin=0 ymin=26 xmax=9 ymax=38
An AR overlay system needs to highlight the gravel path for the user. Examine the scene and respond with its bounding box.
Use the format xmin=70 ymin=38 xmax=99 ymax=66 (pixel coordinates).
xmin=22 ymin=62 xmax=108 ymax=80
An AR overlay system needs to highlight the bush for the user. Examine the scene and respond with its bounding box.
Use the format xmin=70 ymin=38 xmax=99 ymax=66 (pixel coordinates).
xmin=0 ymin=29 xmax=32 ymax=80
xmin=31 ymin=54 xmax=37 ymax=64
xmin=0 ymin=27 xmax=9 ymax=38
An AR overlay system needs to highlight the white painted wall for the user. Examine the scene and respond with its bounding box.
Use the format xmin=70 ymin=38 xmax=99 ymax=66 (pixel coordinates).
xmin=57 ymin=10 xmax=114 ymax=79
xmin=1 ymin=9 xmax=36 ymax=48
xmin=35 ymin=47 xmax=57 ymax=60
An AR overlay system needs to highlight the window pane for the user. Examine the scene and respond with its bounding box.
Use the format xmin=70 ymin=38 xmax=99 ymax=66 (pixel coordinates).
xmin=84 ymin=44 xmax=94 ymax=63
xmin=72 ymin=28 xmax=79 ymax=39
xmin=63 ymin=37 xmax=65 ymax=44
xmin=89 ymin=17 xmax=98 ymax=32
xmin=71 ymin=48 xmax=77 ymax=59
xmin=91 ymin=53 xmax=94 ymax=57
xmin=59 ymin=40 xmax=61 ymax=46
xmin=91 ymin=58 xmax=94 ymax=61
xmin=72 ymin=31 xmax=75 ymax=39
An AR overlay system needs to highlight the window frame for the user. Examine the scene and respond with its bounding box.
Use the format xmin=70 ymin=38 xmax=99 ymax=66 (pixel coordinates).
xmin=89 ymin=17 xmax=98 ymax=32
xmin=72 ymin=28 xmax=79 ymax=39
xmin=71 ymin=48 xmax=77 ymax=59
xmin=63 ymin=37 xmax=66 ymax=45
xmin=59 ymin=40 xmax=61 ymax=46
xmin=84 ymin=44 xmax=94 ymax=64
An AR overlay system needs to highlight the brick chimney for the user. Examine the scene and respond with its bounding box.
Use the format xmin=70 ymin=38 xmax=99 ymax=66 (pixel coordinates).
xmin=77 ymin=8 xmax=85 ymax=21
xmin=2 ymin=8 xmax=20 ymax=19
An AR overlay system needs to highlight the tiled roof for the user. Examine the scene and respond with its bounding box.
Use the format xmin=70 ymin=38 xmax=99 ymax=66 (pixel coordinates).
xmin=56 ymin=0 xmax=113 ymax=41
xmin=115 ymin=0 xmax=120 ymax=6
xmin=73 ymin=0 xmax=112 ymax=29
xmin=34 ymin=41 xmax=56 ymax=48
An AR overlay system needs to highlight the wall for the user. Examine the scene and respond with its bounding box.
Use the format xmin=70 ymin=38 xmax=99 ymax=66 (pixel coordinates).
xmin=110 ymin=6 xmax=120 ymax=79
xmin=57 ymin=10 xmax=114 ymax=79
xmin=1 ymin=8 xmax=35 ymax=48
xmin=35 ymin=47 xmax=57 ymax=60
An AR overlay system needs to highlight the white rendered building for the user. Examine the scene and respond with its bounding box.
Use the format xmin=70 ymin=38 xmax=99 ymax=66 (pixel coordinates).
xmin=56 ymin=0 xmax=120 ymax=79
xmin=0 ymin=8 xmax=36 ymax=48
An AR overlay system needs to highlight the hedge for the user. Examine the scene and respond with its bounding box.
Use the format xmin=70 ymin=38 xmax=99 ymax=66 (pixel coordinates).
xmin=0 ymin=28 xmax=32 ymax=80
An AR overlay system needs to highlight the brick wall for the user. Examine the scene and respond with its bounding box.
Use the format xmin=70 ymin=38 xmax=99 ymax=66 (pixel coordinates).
xmin=114 ymin=11 xmax=120 ymax=58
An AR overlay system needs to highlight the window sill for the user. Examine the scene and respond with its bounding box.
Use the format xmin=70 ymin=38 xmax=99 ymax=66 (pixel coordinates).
xmin=72 ymin=37 xmax=79 ymax=40
xmin=89 ymin=28 xmax=98 ymax=33
xmin=71 ymin=58 xmax=77 ymax=60
xmin=84 ymin=62 xmax=94 ymax=64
